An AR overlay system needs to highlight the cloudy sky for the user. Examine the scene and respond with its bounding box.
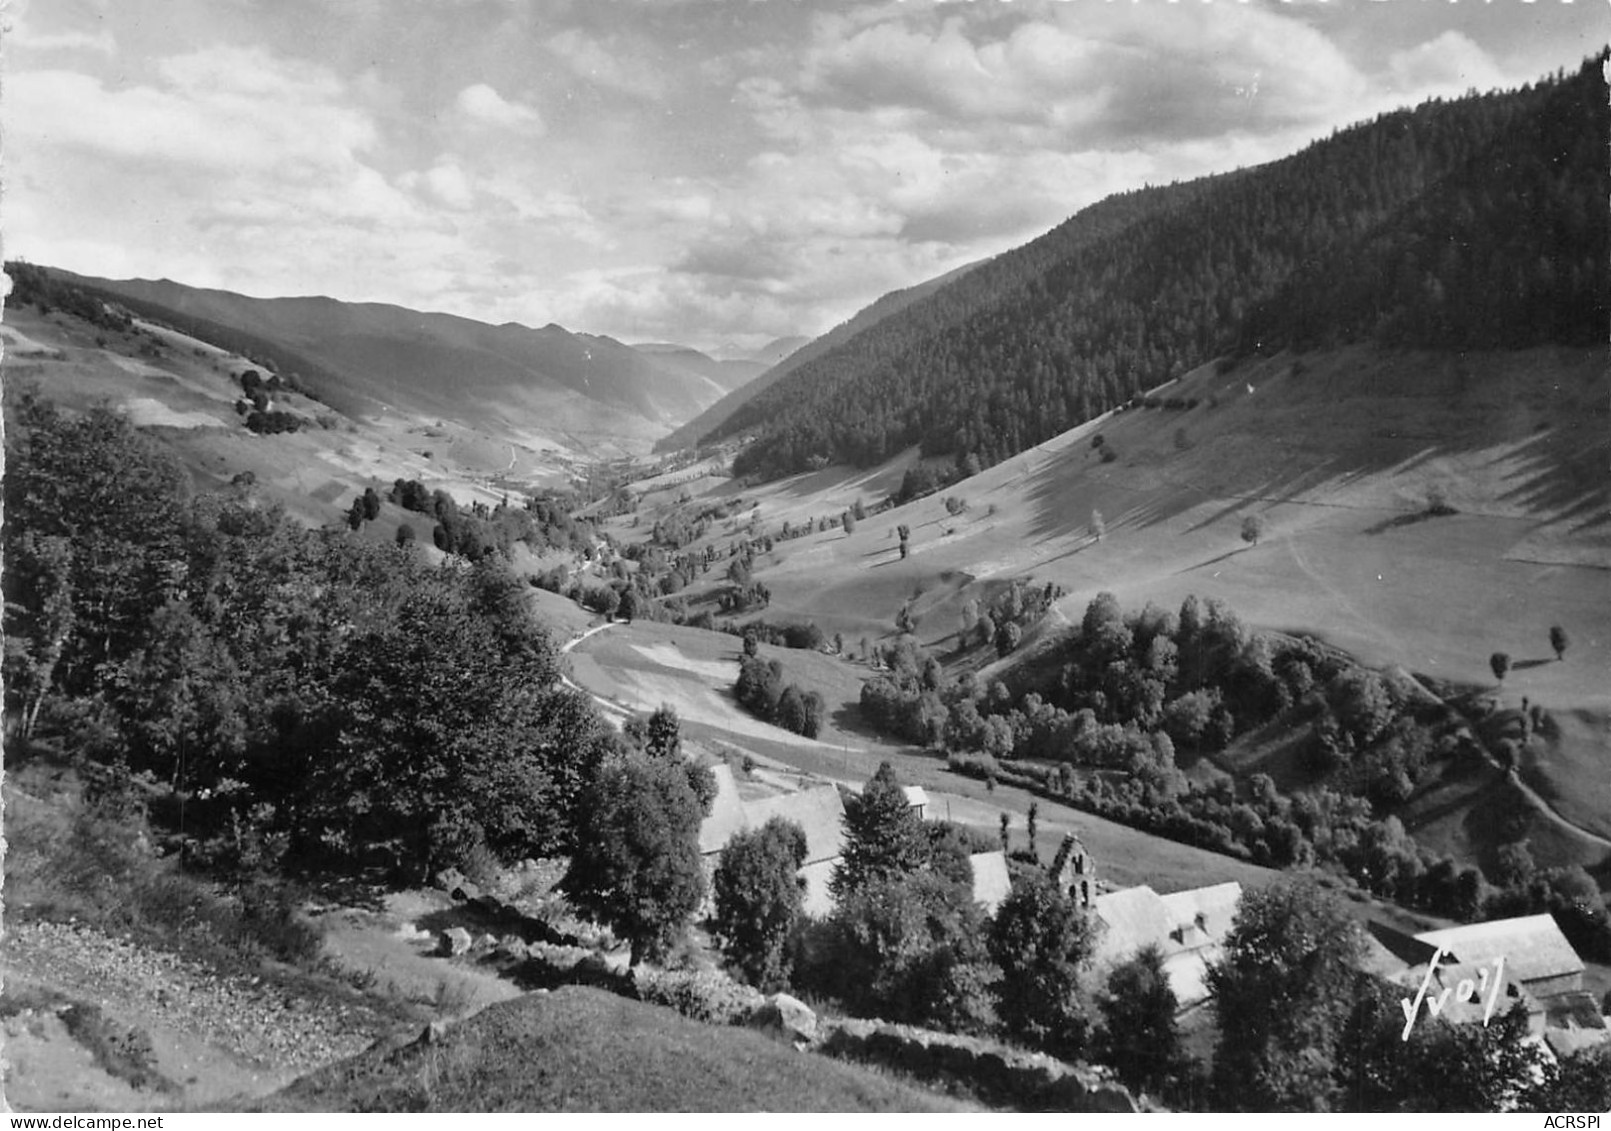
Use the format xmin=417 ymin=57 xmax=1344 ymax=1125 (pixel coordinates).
xmin=4 ymin=0 xmax=1604 ymax=353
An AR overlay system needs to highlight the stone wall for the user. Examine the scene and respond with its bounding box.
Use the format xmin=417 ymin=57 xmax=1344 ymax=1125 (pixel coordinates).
xmin=818 ymin=1018 xmax=1142 ymax=1113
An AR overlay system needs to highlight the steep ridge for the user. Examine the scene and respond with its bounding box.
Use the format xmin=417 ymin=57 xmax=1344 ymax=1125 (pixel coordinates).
xmin=652 ymin=258 xmax=985 ymax=454
xmin=716 ymin=55 xmax=1607 ymax=483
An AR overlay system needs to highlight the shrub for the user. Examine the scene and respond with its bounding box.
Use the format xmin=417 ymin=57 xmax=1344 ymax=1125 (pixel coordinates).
xmin=632 ymin=967 xmax=764 ymax=1025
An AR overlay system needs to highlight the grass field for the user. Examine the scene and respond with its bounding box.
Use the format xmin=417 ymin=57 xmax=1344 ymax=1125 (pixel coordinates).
xmin=1522 ymin=708 xmax=1611 ymax=843
xmin=574 ymin=620 xmax=1298 ymax=897
xmin=260 ymin=986 xmax=974 ymax=1112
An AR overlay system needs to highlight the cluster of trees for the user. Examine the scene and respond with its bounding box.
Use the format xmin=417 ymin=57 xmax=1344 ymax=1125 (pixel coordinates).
xmin=734 ymin=654 xmax=824 ymax=738
xmin=861 ymin=590 xmax=1611 ymax=943
xmin=957 ymin=577 xmax=1066 ymax=654
xmin=735 ymin=621 xmax=826 ymax=652
xmin=243 ymin=409 xmax=303 ymax=435
xmin=713 ymin=57 xmax=1605 ymax=482
xmin=342 ymin=487 xmax=380 ymax=531
xmin=383 ymin=477 xmax=596 ymax=563
xmin=4 ymin=389 xmax=623 ymax=885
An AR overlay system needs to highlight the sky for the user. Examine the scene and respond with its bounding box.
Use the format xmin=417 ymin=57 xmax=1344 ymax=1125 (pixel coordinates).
xmin=3 ymin=0 xmax=1605 ymax=354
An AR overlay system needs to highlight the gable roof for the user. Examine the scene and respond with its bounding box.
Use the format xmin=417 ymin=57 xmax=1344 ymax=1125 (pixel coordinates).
xmin=1160 ymin=882 xmax=1241 ymax=947
xmin=1415 ymin=914 xmax=1584 ymax=986
xmin=1365 ymin=921 xmax=1441 ymax=970
xmin=742 ymin=784 xmax=846 ymax=866
xmin=968 ymin=852 xmax=1011 ymax=915
xmin=1093 ymin=886 xmax=1177 ymax=965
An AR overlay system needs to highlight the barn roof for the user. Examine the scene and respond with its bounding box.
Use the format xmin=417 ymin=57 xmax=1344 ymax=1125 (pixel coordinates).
xmin=1415 ymin=914 xmax=1584 ymax=986
xmin=1160 ymin=882 xmax=1241 ymax=947
xmin=742 ymin=784 xmax=846 ymax=866
xmin=1092 ymin=886 xmax=1177 ymax=965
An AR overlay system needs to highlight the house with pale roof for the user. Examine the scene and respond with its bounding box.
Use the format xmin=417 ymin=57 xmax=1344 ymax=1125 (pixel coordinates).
xmin=1360 ymin=914 xmax=1601 ymax=1058
xmin=968 ymin=851 xmax=1011 ymax=915
xmin=1414 ymin=914 xmax=1585 ymax=1000
xmin=697 ymin=763 xmax=847 ymax=919
xmin=1090 ymin=882 xmax=1244 ymax=1013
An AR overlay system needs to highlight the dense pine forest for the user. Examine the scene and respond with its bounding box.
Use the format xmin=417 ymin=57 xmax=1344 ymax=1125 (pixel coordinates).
xmin=714 ymin=55 xmax=1608 ymax=482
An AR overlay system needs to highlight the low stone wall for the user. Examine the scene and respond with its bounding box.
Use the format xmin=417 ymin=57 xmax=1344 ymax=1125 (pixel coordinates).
xmin=818 ymin=1018 xmax=1141 ymax=1113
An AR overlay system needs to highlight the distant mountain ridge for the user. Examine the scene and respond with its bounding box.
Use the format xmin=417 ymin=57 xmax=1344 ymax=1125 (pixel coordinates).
xmin=49 ymin=272 xmax=764 ymax=454
xmin=712 ymin=54 xmax=1608 ymax=482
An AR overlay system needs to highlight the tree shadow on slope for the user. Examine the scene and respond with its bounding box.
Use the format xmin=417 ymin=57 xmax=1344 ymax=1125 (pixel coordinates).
xmin=1021 ymin=382 xmax=1610 ymax=547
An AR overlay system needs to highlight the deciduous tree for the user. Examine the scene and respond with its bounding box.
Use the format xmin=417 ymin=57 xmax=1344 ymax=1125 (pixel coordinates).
xmin=563 ymin=753 xmax=706 ymax=966
xmin=989 ymin=871 xmax=1100 ymax=1059
xmin=1096 ymin=943 xmax=1186 ymax=1097
xmin=714 ymin=817 xmax=809 ymax=989
xmin=1207 ymin=874 xmax=1363 ymax=1111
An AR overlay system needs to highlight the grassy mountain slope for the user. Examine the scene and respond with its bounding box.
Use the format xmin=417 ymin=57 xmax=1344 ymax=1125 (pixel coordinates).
xmin=0 ymin=300 xmax=577 ymax=531
xmin=50 ymin=271 xmax=742 ymax=453
xmin=603 ymin=340 xmax=1609 ymax=875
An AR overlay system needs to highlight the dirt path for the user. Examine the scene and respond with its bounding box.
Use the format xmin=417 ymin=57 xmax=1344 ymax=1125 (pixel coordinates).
xmin=559 ymin=621 xmax=634 ymax=729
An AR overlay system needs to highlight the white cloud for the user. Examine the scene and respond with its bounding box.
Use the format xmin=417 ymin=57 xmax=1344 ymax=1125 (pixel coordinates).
xmin=1388 ymin=32 xmax=1512 ymax=98
xmin=794 ymin=5 xmax=1372 ymax=148
xmin=455 ymin=83 xmax=545 ymax=132
xmin=546 ymin=28 xmax=667 ymax=100
xmin=402 ymin=161 xmax=477 ymax=210
xmin=6 ymin=48 xmax=377 ymax=173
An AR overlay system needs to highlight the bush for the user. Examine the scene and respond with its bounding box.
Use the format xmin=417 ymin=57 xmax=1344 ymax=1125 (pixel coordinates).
xmin=632 ymin=967 xmax=764 ymax=1026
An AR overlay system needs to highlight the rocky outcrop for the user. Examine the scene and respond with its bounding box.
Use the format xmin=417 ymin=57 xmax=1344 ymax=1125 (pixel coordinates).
xmin=749 ymin=993 xmax=818 ymax=1045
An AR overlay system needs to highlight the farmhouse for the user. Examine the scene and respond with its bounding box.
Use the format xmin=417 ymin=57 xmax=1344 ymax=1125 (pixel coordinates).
xmin=697 ymin=764 xmax=847 ymax=918
xmin=1414 ymin=915 xmax=1586 ymax=1000
xmin=1365 ymin=916 xmax=1605 ymax=1055
xmin=1089 ymin=882 xmax=1244 ymax=1012
xmin=697 ymin=766 xmax=1016 ymax=919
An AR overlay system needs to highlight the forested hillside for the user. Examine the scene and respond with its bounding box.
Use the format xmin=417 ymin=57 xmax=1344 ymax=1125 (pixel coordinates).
xmin=653 ymin=259 xmax=983 ymax=454
xmin=717 ymin=55 xmax=1608 ymax=482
